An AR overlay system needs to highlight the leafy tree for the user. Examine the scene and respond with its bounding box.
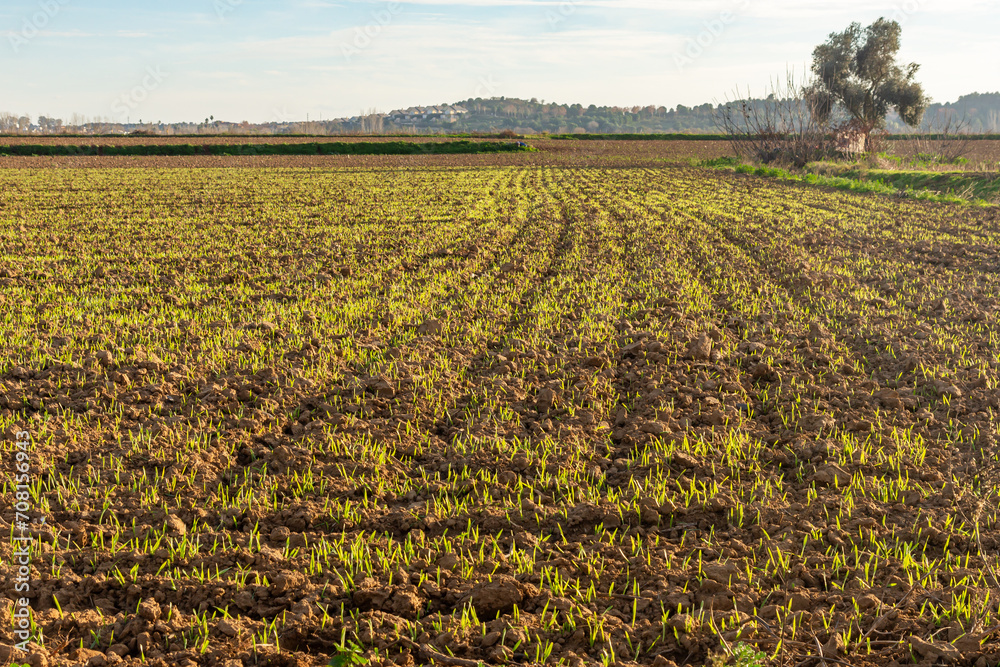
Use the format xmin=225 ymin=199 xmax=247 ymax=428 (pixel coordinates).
xmin=807 ymin=17 xmax=927 ymax=143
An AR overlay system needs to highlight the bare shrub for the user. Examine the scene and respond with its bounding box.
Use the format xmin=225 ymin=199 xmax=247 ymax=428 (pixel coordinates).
xmin=715 ymin=70 xmax=838 ymax=167
xmin=358 ymin=109 xmax=385 ymax=135
xmin=894 ymin=111 xmax=975 ymax=166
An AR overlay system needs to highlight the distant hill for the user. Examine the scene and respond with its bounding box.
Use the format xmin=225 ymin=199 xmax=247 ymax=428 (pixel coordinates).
xmin=380 ymin=93 xmax=1000 ymax=135
xmin=912 ymin=92 xmax=1000 ymax=133
xmin=383 ymin=97 xmax=721 ymax=135
xmin=5 ymin=92 xmax=999 ymax=136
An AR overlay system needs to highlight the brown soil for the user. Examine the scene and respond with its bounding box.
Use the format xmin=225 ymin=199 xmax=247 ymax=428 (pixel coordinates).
xmin=0 ymin=164 xmax=998 ymax=667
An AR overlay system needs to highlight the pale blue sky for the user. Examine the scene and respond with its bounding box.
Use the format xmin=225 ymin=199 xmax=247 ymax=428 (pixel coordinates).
xmin=2 ymin=0 xmax=997 ymax=123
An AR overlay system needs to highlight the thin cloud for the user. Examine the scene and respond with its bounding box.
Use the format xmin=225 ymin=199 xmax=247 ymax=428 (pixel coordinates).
xmin=1 ymin=0 xmax=995 ymax=122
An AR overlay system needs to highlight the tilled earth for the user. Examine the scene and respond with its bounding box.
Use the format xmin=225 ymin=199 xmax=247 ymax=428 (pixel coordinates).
xmin=1 ymin=164 xmax=999 ymax=667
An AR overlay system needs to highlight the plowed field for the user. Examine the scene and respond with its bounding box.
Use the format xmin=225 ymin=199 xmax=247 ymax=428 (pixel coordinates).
xmin=1 ymin=166 xmax=999 ymax=667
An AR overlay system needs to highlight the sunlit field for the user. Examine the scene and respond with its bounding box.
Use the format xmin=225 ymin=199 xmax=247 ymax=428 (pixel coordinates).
xmin=2 ymin=163 xmax=999 ymax=667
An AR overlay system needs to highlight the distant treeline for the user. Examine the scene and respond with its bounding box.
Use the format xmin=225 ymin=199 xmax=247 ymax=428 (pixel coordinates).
xmin=550 ymin=133 xmax=1000 ymax=141
xmin=6 ymin=92 xmax=999 ymax=137
xmin=550 ymin=133 xmax=731 ymax=140
xmin=885 ymin=134 xmax=1000 ymax=141
xmin=385 ymin=93 xmax=1000 ymax=135
xmin=0 ymin=140 xmax=534 ymax=156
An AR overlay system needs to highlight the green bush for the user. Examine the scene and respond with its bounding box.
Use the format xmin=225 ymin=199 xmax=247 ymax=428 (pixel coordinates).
xmin=0 ymin=141 xmax=535 ymax=157
xmin=702 ymin=156 xmax=742 ymax=168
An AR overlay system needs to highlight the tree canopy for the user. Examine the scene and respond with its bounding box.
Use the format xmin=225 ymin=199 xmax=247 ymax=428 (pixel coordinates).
xmin=807 ymin=18 xmax=928 ymax=131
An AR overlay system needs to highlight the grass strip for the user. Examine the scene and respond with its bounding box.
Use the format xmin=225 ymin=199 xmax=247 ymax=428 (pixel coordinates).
xmin=550 ymin=133 xmax=731 ymax=140
xmin=698 ymin=156 xmax=999 ymax=206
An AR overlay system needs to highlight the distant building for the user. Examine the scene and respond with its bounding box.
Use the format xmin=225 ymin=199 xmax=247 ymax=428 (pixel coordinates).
xmin=387 ymin=105 xmax=469 ymax=124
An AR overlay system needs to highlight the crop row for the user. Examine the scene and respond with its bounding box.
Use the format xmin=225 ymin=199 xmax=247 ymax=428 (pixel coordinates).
xmin=0 ymin=166 xmax=998 ymax=666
